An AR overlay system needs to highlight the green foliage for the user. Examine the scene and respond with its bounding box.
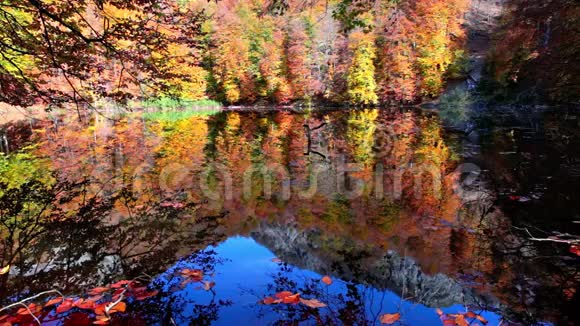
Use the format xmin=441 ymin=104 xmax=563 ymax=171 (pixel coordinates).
xmin=0 ymin=148 xmax=54 ymax=197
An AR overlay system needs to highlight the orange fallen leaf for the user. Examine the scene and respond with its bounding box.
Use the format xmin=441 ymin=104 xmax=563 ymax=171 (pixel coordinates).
xmin=455 ymin=314 xmax=468 ymax=326
xmin=56 ymin=298 xmax=75 ymax=314
xmin=17 ymin=303 xmax=38 ymax=315
xmin=299 ymin=298 xmax=327 ymax=308
xmin=203 ymin=281 xmax=215 ymax=291
xmin=476 ymin=315 xmax=488 ymax=324
xmin=379 ymin=312 xmax=400 ymax=324
xmin=108 ymin=301 xmax=126 ymax=314
xmin=282 ymin=293 xmax=300 ymax=304
xmin=45 ymin=297 xmax=64 ymax=308
xmin=321 ymin=276 xmax=332 ymax=285
xmin=262 ymin=297 xmax=277 ymax=305
xmin=94 ymin=303 xmax=107 ymax=315
xmin=436 ymin=308 xmax=443 ymax=316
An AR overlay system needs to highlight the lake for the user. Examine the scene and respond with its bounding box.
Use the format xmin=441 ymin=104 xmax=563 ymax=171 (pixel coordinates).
xmin=0 ymin=107 xmax=578 ymax=325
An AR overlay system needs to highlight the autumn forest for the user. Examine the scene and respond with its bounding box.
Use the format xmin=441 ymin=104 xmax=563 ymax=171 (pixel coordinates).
xmin=0 ymin=0 xmax=579 ymax=325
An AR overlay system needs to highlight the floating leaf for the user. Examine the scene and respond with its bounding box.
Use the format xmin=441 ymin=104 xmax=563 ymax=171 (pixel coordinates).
xmin=56 ymin=298 xmax=75 ymax=314
xmin=299 ymin=298 xmax=327 ymax=308
xmin=110 ymin=280 xmax=132 ymax=289
xmin=0 ymin=265 xmax=9 ymax=275
xmin=45 ymin=297 xmax=64 ymax=308
xmin=321 ymin=276 xmax=332 ymax=285
xmin=379 ymin=312 xmax=401 ymax=324
xmin=570 ymin=245 xmax=580 ymax=256
xmin=476 ymin=315 xmax=488 ymax=324
xmin=108 ymin=301 xmax=126 ymax=314
xmin=271 ymin=258 xmax=282 ymax=263
xmin=94 ymin=303 xmax=107 ymax=315
xmin=16 ymin=303 xmax=38 ymax=315
xmin=455 ymin=314 xmax=468 ymax=326
xmin=203 ymin=281 xmax=215 ymax=291
xmin=282 ymin=293 xmax=300 ymax=304
xmin=436 ymin=308 xmax=443 ymax=316
xmin=274 ymin=291 xmax=293 ymax=299
xmin=75 ymin=299 xmax=96 ymax=310
xmin=262 ymin=297 xmax=277 ymax=305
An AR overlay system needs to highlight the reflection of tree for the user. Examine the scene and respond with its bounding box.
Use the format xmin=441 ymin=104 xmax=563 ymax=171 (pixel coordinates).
xmin=256 ymin=262 xmax=383 ymax=325
xmin=143 ymin=249 xmax=232 ymax=325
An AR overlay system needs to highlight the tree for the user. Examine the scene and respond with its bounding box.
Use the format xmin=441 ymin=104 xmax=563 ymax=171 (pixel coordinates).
xmin=346 ymin=31 xmax=378 ymax=105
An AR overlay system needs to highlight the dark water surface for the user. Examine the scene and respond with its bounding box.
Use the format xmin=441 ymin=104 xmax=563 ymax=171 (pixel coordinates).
xmin=0 ymin=107 xmax=578 ymax=325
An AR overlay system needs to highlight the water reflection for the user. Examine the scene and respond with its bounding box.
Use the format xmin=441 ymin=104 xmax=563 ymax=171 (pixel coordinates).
xmin=0 ymin=108 xmax=576 ymax=324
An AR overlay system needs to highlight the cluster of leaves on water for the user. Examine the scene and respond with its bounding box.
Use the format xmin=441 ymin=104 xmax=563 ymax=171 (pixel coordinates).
xmin=0 ymin=279 xmax=158 ymax=325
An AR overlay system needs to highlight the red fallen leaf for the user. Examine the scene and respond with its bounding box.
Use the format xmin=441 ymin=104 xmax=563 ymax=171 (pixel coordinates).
xmin=465 ymin=311 xmax=477 ymax=319
xmin=436 ymin=308 xmax=443 ymax=316
xmin=94 ymin=303 xmax=107 ymax=315
xmin=56 ymin=298 xmax=75 ymax=314
xmin=108 ymin=301 xmax=126 ymax=314
xmin=321 ymin=276 xmax=332 ymax=285
xmin=274 ymin=291 xmax=293 ymax=299
xmin=455 ymin=314 xmax=468 ymax=326
xmin=17 ymin=303 xmax=38 ymax=315
xmin=45 ymin=297 xmax=64 ymax=308
xmin=476 ymin=315 xmax=488 ymax=324
xmin=203 ymin=281 xmax=215 ymax=291
xmin=299 ymin=298 xmax=327 ymax=308
xmin=509 ymin=195 xmax=521 ymax=201
xmin=134 ymin=290 xmax=159 ymax=301
xmin=570 ymin=245 xmax=580 ymax=256
xmin=271 ymin=258 xmax=282 ymax=263
xmin=262 ymin=297 xmax=277 ymax=305
xmin=110 ymin=280 xmax=132 ymax=289
xmin=282 ymin=293 xmax=300 ymax=304
xmin=379 ymin=312 xmax=400 ymax=324
xmin=88 ymin=287 xmax=110 ymax=296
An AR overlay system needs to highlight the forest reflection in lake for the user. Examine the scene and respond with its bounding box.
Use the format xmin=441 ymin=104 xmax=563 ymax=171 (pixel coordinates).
xmin=0 ymin=107 xmax=578 ymax=325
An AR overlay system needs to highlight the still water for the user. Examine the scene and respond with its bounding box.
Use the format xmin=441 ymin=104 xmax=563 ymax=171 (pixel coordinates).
xmin=0 ymin=107 xmax=577 ymax=325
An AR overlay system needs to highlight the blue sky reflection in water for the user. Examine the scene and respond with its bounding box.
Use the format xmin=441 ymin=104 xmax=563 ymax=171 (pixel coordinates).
xmin=153 ymin=237 xmax=502 ymax=325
